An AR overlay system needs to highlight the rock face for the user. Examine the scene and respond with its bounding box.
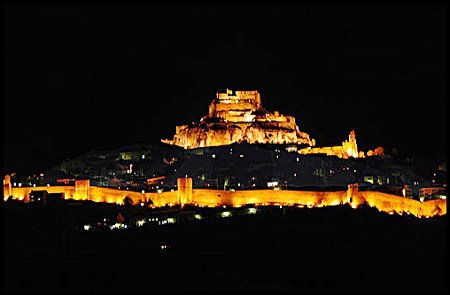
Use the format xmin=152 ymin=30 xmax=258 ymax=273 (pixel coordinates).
xmin=162 ymin=89 xmax=315 ymax=149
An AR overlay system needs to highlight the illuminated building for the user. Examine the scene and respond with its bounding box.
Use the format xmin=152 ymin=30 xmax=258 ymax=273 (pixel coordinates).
xmin=162 ymin=89 xmax=316 ymax=149
xmin=162 ymin=89 xmax=383 ymax=159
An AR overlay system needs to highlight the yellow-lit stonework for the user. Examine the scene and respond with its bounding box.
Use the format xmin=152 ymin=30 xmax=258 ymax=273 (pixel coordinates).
xmin=162 ymin=89 xmax=383 ymax=159
xmin=298 ymin=130 xmax=384 ymax=159
xmin=4 ymin=176 xmax=445 ymax=219
xmin=162 ymin=89 xmax=316 ymax=149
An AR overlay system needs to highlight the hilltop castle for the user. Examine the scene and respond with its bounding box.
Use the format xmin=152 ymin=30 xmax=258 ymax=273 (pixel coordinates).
xmin=162 ymin=89 xmax=383 ymax=159
xmin=162 ymin=89 xmax=315 ymax=149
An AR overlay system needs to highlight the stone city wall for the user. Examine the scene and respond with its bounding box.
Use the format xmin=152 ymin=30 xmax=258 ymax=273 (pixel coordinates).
xmin=7 ymin=186 xmax=75 ymax=202
xmin=191 ymin=189 xmax=349 ymax=207
xmin=356 ymin=190 xmax=446 ymax=217
xmin=4 ymin=176 xmax=446 ymax=218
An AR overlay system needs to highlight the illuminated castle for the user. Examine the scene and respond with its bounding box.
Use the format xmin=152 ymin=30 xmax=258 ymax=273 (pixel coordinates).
xmin=162 ymin=89 xmax=315 ymax=149
xmin=162 ymin=89 xmax=383 ymax=159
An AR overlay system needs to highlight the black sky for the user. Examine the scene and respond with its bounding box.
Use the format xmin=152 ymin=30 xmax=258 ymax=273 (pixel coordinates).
xmin=3 ymin=4 xmax=446 ymax=175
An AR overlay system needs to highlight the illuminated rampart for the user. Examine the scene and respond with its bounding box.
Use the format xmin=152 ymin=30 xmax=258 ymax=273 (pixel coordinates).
xmin=298 ymin=130 xmax=384 ymax=159
xmin=356 ymin=191 xmax=446 ymax=218
xmin=3 ymin=176 xmax=445 ymax=218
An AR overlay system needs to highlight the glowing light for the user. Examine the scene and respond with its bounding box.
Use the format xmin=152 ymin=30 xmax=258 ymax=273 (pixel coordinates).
xmin=137 ymin=220 xmax=146 ymax=227
xmin=211 ymin=154 xmax=216 ymax=158
xmin=110 ymin=223 xmax=126 ymax=230
xmin=167 ymin=218 xmax=175 ymax=224
xmin=221 ymin=211 xmax=232 ymax=218
xmin=33 ymin=184 xmax=36 ymax=187
xmin=248 ymin=208 xmax=257 ymax=214
xmin=142 ymin=190 xmax=145 ymax=194
xmin=83 ymin=225 xmax=91 ymax=231
xmin=194 ymin=214 xmax=202 ymax=220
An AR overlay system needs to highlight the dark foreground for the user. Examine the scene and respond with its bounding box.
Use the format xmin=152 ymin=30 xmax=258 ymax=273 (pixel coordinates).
xmin=3 ymin=202 xmax=447 ymax=291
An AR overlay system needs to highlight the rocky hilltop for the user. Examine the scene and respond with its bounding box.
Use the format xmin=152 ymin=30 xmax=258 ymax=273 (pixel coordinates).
xmin=162 ymin=89 xmax=316 ymax=149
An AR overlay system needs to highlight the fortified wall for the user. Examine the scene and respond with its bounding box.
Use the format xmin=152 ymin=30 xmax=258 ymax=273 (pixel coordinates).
xmin=298 ymin=130 xmax=384 ymax=159
xmin=3 ymin=176 xmax=446 ymax=218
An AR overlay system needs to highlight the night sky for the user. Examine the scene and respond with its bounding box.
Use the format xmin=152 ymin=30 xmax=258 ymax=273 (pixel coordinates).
xmin=4 ymin=4 xmax=446 ymax=175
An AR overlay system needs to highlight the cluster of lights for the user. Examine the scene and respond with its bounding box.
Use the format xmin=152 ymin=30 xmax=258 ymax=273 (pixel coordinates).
xmin=110 ymin=223 xmax=127 ymax=230
xmin=158 ymin=218 xmax=176 ymax=225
